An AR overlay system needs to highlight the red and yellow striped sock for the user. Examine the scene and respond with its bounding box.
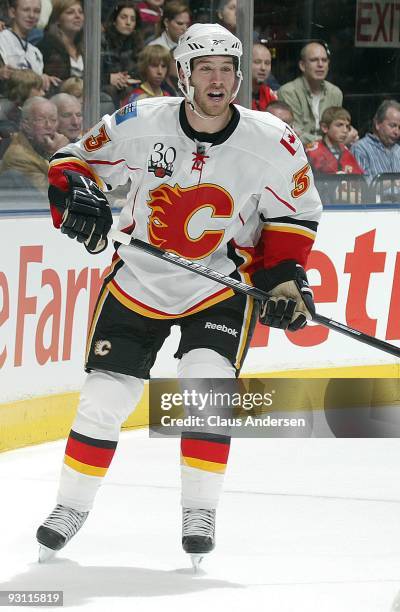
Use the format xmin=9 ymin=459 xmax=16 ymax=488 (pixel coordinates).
xmin=63 ymin=430 xmax=118 ymax=477
xmin=181 ymin=432 xmax=231 ymax=475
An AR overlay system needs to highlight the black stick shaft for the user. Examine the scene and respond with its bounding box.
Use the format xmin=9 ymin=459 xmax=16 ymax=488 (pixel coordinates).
xmin=110 ymin=230 xmax=400 ymax=359
xmin=313 ymin=313 xmax=400 ymax=358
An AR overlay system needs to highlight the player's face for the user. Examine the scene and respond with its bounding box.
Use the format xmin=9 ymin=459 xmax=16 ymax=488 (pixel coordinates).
xmin=375 ymin=108 xmax=400 ymax=147
xmin=325 ymin=119 xmax=350 ymax=145
xmin=300 ymin=43 xmax=329 ymax=82
xmin=252 ymin=45 xmax=271 ymax=85
xmin=190 ymin=56 xmax=236 ymax=117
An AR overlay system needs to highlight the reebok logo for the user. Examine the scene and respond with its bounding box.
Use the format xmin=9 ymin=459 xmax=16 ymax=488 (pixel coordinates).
xmin=205 ymin=322 xmax=238 ymax=337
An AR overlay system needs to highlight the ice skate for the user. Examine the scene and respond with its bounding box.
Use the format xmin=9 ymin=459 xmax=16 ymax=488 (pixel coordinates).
xmin=36 ymin=504 xmax=89 ymax=563
xmin=182 ymin=508 xmax=215 ymax=571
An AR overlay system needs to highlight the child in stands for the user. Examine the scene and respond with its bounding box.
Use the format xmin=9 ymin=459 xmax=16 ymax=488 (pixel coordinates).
xmin=121 ymin=44 xmax=171 ymax=104
xmin=306 ymin=106 xmax=363 ymax=175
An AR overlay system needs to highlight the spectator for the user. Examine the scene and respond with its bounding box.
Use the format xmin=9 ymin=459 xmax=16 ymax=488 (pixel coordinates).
xmin=37 ymin=0 xmax=52 ymax=30
xmin=101 ymin=1 xmax=143 ymax=107
xmin=149 ymin=1 xmax=190 ymax=51
xmin=252 ymin=43 xmax=277 ymax=111
xmin=216 ymin=0 xmax=236 ymax=33
xmin=7 ymin=67 xmax=44 ymax=103
xmin=0 ymin=68 xmax=45 ymax=133
xmin=1 ymin=96 xmax=68 ymax=191
xmin=28 ymin=0 xmax=53 ymax=45
xmin=0 ymin=0 xmax=60 ymax=92
xmin=136 ymin=0 xmax=164 ymax=42
xmin=351 ymin=100 xmax=400 ymax=183
xmin=121 ymin=44 xmax=171 ymax=104
xmin=59 ymin=75 xmax=82 ymax=100
xmin=0 ymin=0 xmax=7 ymax=29
xmin=278 ymin=41 xmax=343 ymax=145
xmin=38 ymin=0 xmax=84 ymax=82
xmin=306 ymin=106 xmax=363 ymax=175
xmin=266 ymin=100 xmax=294 ymax=128
xmin=162 ymin=49 xmax=180 ymax=96
xmin=50 ymin=92 xmax=82 ymax=142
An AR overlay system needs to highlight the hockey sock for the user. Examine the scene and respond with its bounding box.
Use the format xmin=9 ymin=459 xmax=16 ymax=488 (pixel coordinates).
xmin=180 ymin=431 xmax=231 ymax=509
xmin=64 ymin=430 xmax=117 ymax=478
xmin=56 ymin=370 xmax=144 ymax=511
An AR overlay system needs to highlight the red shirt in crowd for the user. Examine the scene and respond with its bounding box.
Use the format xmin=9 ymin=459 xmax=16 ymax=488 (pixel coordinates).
xmin=252 ymin=84 xmax=277 ymax=111
xmin=306 ymin=139 xmax=364 ymax=174
xmin=136 ymin=1 xmax=163 ymax=24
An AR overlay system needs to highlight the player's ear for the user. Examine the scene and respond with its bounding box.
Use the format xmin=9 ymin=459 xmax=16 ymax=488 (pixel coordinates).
xmin=177 ymin=63 xmax=185 ymax=81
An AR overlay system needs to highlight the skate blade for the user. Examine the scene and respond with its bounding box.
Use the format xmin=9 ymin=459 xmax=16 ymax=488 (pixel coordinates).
xmin=38 ymin=545 xmax=56 ymax=563
xmin=190 ymin=554 xmax=204 ymax=572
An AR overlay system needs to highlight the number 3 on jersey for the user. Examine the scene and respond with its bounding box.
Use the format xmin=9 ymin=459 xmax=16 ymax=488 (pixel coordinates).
xmin=83 ymin=124 xmax=111 ymax=152
xmin=291 ymin=163 xmax=311 ymax=198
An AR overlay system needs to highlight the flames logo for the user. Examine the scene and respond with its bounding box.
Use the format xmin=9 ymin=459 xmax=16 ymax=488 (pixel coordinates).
xmin=147 ymin=183 xmax=234 ymax=260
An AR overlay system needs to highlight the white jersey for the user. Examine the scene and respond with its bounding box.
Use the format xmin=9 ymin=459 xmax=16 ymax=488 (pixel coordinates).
xmin=0 ymin=29 xmax=43 ymax=74
xmin=49 ymin=97 xmax=322 ymax=318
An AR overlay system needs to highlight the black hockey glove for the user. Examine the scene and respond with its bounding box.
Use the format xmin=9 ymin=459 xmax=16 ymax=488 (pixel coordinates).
xmin=61 ymin=170 xmax=113 ymax=254
xmin=252 ymin=261 xmax=315 ymax=331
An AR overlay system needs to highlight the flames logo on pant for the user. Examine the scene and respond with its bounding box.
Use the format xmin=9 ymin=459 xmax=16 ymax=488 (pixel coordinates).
xmin=147 ymin=183 xmax=234 ymax=260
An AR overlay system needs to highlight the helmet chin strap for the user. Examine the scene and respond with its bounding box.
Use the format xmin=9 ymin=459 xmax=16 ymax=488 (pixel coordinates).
xmin=189 ymin=100 xmax=221 ymax=121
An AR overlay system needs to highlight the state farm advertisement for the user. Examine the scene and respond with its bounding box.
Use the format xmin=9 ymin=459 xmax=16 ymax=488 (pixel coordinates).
xmin=0 ymin=209 xmax=399 ymax=402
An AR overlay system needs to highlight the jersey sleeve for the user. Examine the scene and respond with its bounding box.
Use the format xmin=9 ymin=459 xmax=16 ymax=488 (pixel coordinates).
xmin=48 ymin=106 xmax=139 ymax=228
xmin=257 ymin=123 xmax=322 ymax=270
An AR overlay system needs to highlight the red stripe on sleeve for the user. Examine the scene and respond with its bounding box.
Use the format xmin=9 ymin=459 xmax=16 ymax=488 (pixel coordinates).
xmin=262 ymin=229 xmax=314 ymax=268
xmin=48 ymin=160 xmax=96 ymax=192
xmin=48 ymin=160 xmax=98 ymax=227
xmin=181 ymin=438 xmax=230 ymax=464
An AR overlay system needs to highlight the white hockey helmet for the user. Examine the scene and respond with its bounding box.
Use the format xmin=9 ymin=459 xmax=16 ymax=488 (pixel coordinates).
xmin=173 ymin=23 xmax=243 ymax=106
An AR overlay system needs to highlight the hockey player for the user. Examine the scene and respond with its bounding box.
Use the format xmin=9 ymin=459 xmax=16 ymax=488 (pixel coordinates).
xmin=36 ymin=22 xmax=322 ymax=567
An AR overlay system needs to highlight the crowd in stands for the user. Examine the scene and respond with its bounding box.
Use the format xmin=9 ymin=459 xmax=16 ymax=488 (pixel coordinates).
xmin=0 ymin=0 xmax=398 ymax=204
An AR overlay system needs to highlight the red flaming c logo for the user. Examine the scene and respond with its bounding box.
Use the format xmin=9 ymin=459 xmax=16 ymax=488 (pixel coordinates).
xmin=147 ymin=183 xmax=234 ymax=260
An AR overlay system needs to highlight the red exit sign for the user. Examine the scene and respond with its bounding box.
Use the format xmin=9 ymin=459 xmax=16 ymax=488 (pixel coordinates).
xmin=355 ymin=1 xmax=400 ymax=47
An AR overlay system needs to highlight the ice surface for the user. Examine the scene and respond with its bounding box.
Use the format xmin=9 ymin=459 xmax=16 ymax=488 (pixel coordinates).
xmin=1 ymin=431 xmax=400 ymax=611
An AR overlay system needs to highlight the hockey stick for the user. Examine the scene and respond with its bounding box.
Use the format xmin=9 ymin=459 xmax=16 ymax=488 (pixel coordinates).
xmin=109 ymin=229 xmax=400 ymax=358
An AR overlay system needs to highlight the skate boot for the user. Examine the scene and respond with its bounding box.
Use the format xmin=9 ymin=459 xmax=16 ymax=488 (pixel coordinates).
xmin=182 ymin=507 xmax=216 ymax=571
xmin=36 ymin=504 xmax=89 ymax=562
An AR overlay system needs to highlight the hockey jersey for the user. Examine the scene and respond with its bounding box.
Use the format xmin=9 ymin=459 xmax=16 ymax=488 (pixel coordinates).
xmin=48 ymin=97 xmax=322 ymax=318
xmin=252 ymin=84 xmax=278 ymax=112
xmin=0 ymin=29 xmax=44 ymax=74
xmin=306 ymin=139 xmax=364 ymax=175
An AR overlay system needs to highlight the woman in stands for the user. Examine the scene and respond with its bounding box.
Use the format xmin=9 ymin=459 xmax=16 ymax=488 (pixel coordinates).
xmin=216 ymin=0 xmax=236 ymax=33
xmin=38 ymin=0 xmax=84 ymax=83
xmin=148 ymin=0 xmax=190 ymax=51
xmin=101 ymin=1 xmax=144 ymax=107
